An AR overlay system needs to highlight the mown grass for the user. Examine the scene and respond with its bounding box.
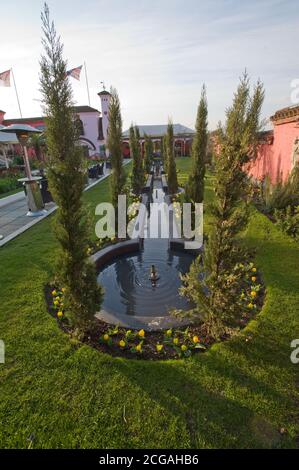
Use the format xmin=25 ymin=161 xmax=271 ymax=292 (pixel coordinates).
xmin=0 ymin=158 xmax=298 ymax=448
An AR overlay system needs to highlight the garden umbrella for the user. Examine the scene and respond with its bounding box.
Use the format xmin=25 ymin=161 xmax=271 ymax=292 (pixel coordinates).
xmin=0 ymin=125 xmax=18 ymax=168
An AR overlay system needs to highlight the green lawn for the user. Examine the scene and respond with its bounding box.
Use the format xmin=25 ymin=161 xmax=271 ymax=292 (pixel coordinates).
xmin=0 ymin=158 xmax=299 ymax=448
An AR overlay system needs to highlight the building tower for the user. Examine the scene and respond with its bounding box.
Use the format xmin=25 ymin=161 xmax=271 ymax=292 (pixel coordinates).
xmin=98 ymin=88 xmax=111 ymax=156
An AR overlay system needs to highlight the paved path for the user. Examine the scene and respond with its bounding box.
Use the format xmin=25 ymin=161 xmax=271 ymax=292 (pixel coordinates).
xmin=0 ymin=160 xmax=131 ymax=248
xmin=0 ymin=196 xmax=55 ymax=240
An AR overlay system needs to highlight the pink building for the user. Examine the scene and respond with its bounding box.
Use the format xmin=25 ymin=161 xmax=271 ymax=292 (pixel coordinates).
xmin=249 ymin=105 xmax=299 ymax=183
xmin=0 ymin=88 xmax=111 ymax=158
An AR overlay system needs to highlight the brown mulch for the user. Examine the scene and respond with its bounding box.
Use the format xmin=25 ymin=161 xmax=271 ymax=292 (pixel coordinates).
xmin=44 ymin=280 xmax=265 ymax=361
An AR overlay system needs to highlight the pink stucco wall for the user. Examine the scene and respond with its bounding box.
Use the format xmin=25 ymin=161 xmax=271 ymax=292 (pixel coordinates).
xmin=249 ymin=121 xmax=299 ymax=183
xmin=78 ymin=111 xmax=101 ymax=154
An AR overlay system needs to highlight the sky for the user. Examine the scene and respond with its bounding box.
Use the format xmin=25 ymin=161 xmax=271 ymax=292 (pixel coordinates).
xmin=0 ymin=0 xmax=298 ymax=130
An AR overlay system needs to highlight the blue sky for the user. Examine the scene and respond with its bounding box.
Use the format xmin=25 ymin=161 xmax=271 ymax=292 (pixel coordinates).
xmin=0 ymin=0 xmax=298 ymax=130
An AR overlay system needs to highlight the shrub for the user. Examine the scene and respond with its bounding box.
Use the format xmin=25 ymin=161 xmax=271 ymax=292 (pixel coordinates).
xmin=0 ymin=176 xmax=21 ymax=194
xmin=274 ymin=206 xmax=299 ymax=241
xmin=253 ymin=164 xmax=299 ymax=214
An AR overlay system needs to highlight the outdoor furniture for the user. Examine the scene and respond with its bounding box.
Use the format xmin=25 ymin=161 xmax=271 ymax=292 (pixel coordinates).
xmin=88 ymin=165 xmax=98 ymax=179
xmin=88 ymin=163 xmax=104 ymax=179
xmin=40 ymin=178 xmax=53 ymax=204
xmin=98 ymin=163 xmax=104 ymax=175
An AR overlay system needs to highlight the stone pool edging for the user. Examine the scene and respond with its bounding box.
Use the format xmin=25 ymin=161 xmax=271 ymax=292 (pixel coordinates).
xmin=91 ymin=238 xmax=142 ymax=271
xmin=91 ymin=235 xmax=199 ymax=331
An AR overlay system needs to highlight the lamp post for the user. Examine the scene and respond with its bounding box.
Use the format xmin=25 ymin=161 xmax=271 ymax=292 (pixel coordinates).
xmin=0 ymin=124 xmax=46 ymax=216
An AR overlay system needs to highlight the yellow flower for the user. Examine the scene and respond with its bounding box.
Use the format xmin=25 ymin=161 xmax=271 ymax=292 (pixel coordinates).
xmin=192 ymin=335 xmax=200 ymax=344
xmin=138 ymin=329 xmax=145 ymax=338
xmin=173 ymin=338 xmax=179 ymax=345
xmin=87 ymin=247 xmax=92 ymax=255
xmin=57 ymin=311 xmax=63 ymax=318
xmin=250 ymin=291 xmax=257 ymax=298
xmin=53 ymin=300 xmax=60 ymax=307
xmin=247 ymin=303 xmax=254 ymax=309
xmin=252 ymin=267 xmax=257 ymax=273
xmin=251 ymin=276 xmax=256 ymax=282
xmin=103 ymin=334 xmax=109 ymax=341
xmin=136 ymin=343 xmax=142 ymax=352
xmin=61 ymin=287 xmax=66 ymax=293
xmin=181 ymin=344 xmax=187 ymax=351
xmin=166 ymin=329 xmax=172 ymax=336
xmin=240 ymin=292 xmax=245 ymax=299
xmin=55 ymin=296 xmax=61 ymax=302
xmin=119 ymin=340 xmax=126 ymax=348
xmin=51 ymin=289 xmax=57 ymax=296
xmin=156 ymin=344 xmax=163 ymax=352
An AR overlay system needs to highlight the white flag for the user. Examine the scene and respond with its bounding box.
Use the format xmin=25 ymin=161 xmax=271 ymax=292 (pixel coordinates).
xmin=0 ymin=69 xmax=11 ymax=87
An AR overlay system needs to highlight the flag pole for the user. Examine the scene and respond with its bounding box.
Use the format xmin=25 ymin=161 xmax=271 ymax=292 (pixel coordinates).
xmin=84 ymin=61 xmax=91 ymax=106
xmin=11 ymin=68 xmax=22 ymax=118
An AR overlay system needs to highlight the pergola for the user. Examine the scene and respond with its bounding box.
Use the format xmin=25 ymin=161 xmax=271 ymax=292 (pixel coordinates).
xmin=122 ymin=124 xmax=195 ymax=157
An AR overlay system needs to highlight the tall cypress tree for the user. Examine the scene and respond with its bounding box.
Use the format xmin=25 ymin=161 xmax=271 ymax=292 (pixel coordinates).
xmin=130 ymin=124 xmax=144 ymax=193
xmin=162 ymin=135 xmax=168 ymax=173
xmin=40 ymin=3 xmax=102 ymax=331
xmin=179 ymin=73 xmax=264 ymax=338
xmin=107 ymin=87 xmax=126 ymax=214
xmin=166 ymin=120 xmax=178 ymax=194
xmin=144 ymin=133 xmax=152 ymax=174
xmin=130 ymin=124 xmax=138 ymax=193
xmin=185 ymin=85 xmax=208 ymax=204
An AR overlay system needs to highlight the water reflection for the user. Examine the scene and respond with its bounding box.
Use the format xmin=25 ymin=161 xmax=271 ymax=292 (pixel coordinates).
xmin=97 ymin=175 xmax=194 ymax=318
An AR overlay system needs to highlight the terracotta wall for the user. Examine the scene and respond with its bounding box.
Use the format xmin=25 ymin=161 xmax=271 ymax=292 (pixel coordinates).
xmin=249 ymin=121 xmax=299 ymax=183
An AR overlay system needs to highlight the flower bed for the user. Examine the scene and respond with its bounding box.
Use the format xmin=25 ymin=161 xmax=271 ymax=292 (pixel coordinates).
xmin=45 ymin=259 xmax=265 ymax=360
xmin=45 ymin=285 xmax=211 ymax=360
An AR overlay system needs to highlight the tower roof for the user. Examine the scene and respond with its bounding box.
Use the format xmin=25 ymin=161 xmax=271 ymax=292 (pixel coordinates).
xmin=98 ymin=90 xmax=111 ymax=97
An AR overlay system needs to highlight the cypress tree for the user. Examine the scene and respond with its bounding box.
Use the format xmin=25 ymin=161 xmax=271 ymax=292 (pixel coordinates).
xmin=185 ymin=85 xmax=208 ymax=204
xmin=144 ymin=133 xmax=152 ymax=174
xmin=107 ymin=87 xmax=126 ymax=214
xmin=130 ymin=124 xmax=138 ymax=193
xmin=130 ymin=124 xmax=144 ymax=193
xmin=40 ymin=3 xmax=102 ymax=331
xmin=179 ymin=73 xmax=265 ymax=338
xmin=162 ymin=135 xmax=168 ymax=173
xmin=166 ymin=120 xmax=178 ymax=194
